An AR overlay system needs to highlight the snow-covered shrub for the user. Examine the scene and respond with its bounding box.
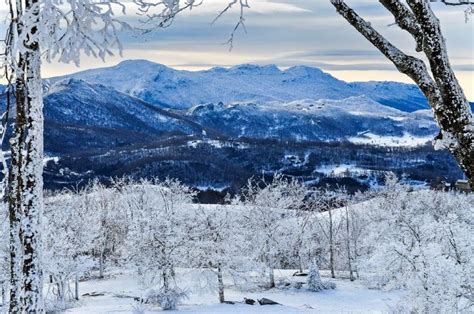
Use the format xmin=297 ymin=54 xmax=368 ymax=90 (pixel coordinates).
xmin=144 ymin=288 xmax=188 ymax=311
xmin=43 ymin=188 xmax=98 ymax=304
xmin=44 ymin=298 xmax=75 ymax=313
xmin=86 ymin=179 xmax=130 ymax=278
xmin=307 ymin=260 xmax=335 ymax=292
xmin=131 ymin=301 xmax=146 ymax=314
xmin=362 ymin=177 xmax=474 ymax=313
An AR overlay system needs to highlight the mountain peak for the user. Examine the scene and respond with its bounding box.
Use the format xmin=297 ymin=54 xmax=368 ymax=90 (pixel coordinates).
xmin=285 ymin=65 xmax=325 ymax=76
xmin=229 ymin=64 xmax=281 ymax=74
xmin=116 ymin=59 xmax=162 ymax=68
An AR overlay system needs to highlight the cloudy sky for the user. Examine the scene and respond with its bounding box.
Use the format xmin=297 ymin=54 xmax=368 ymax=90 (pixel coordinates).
xmin=2 ymin=0 xmax=473 ymax=98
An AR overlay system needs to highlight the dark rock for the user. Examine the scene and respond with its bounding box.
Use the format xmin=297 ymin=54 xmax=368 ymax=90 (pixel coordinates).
xmin=244 ymin=298 xmax=256 ymax=305
xmin=258 ymin=298 xmax=280 ymax=305
xmin=293 ymin=271 xmax=308 ymax=277
xmin=223 ymin=301 xmax=235 ymax=305
xmin=82 ymin=292 xmax=105 ymax=297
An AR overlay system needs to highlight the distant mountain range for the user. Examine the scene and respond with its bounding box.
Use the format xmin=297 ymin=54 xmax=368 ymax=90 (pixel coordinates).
xmin=0 ymin=60 xmax=469 ymax=193
xmin=50 ymin=60 xmax=435 ymax=112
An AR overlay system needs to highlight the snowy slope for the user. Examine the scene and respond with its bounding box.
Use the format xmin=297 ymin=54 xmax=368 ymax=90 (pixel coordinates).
xmin=50 ymin=60 xmax=428 ymax=111
xmin=349 ymin=81 xmax=428 ymax=112
xmin=44 ymin=78 xmax=203 ymax=135
xmin=187 ymin=97 xmax=438 ymax=142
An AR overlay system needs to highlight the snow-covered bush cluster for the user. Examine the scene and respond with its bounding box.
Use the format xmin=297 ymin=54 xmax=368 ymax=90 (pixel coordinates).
xmin=361 ymin=176 xmax=474 ymax=313
xmin=0 ymin=175 xmax=472 ymax=312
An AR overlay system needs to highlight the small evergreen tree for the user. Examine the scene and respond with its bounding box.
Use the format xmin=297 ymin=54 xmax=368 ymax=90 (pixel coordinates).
xmin=307 ymin=260 xmax=325 ymax=292
xmin=307 ymin=260 xmax=336 ymax=292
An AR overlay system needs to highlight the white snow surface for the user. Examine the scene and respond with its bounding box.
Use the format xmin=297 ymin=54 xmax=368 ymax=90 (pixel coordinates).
xmin=65 ymin=269 xmax=402 ymax=313
xmin=348 ymin=132 xmax=433 ymax=147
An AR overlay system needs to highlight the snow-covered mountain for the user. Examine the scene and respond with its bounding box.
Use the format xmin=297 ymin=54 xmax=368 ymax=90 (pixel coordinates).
xmin=45 ymin=78 xmax=203 ymax=136
xmin=0 ymin=60 xmax=467 ymax=190
xmin=50 ymin=60 xmax=431 ymax=112
xmin=188 ymin=97 xmax=437 ymax=143
xmin=38 ymin=78 xmax=439 ymax=147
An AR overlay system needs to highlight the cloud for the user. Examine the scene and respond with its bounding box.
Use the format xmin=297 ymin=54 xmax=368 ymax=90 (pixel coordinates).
xmin=181 ymin=0 xmax=311 ymax=15
xmin=1 ymin=0 xmax=472 ymax=98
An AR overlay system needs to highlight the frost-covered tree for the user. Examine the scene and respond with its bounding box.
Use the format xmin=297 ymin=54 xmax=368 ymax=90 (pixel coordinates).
xmin=1 ymin=0 xmax=130 ymax=310
xmin=362 ymin=176 xmax=474 ymax=312
xmin=330 ymin=0 xmax=474 ymax=189
xmin=126 ymin=179 xmax=196 ymax=310
xmin=286 ymin=204 xmax=312 ymax=273
xmin=0 ymin=1 xmax=251 ymax=309
xmin=307 ymin=259 xmax=335 ymax=292
xmin=309 ymin=188 xmax=348 ymax=279
xmin=189 ymin=205 xmax=247 ymax=303
xmin=85 ymin=181 xmax=128 ymax=279
xmin=42 ymin=189 xmax=97 ymax=310
xmin=235 ymin=174 xmax=306 ymax=288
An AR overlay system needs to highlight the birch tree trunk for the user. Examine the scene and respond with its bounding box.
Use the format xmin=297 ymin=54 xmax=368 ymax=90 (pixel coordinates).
xmin=330 ymin=0 xmax=474 ymax=190
xmin=344 ymin=208 xmax=355 ymax=281
xmin=75 ymin=273 xmax=79 ymax=301
xmin=328 ymin=206 xmax=335 ymax=279
xmin=217 ymin=265 xmax=225 ymax=303
xmin=8 ymin=55 xmax=27 ymax=312
xmin=21 ymin=41 xmax=45 ymax=313
xmin=7 ymin=0 xmax=45 ymax=310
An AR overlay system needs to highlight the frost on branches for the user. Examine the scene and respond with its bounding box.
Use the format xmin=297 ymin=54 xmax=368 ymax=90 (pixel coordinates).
xmin=233 ymin=174 xmax=307 ymax=289
xmin=0 ymin=175 xmax=471 ymax=312
xmin=0 ymin=0 xmax=250 ymax=312
xmin=361 ymin=176 xmax=474 ymax=312
xmin=125 ymin=179 xmax=195 ymax=310
xmin=330 ymin=0 xmax=474 ymax=189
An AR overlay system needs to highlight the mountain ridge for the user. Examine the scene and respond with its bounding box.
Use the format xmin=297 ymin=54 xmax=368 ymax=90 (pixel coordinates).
xmin=48 ymin=59 xmax=433 ymax=112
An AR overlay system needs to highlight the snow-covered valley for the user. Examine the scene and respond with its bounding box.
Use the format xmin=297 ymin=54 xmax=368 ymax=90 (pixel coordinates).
xmin=0 ymin=60 xmax=465 ymax=192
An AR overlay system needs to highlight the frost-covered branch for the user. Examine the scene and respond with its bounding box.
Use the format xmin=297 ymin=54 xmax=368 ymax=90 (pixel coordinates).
xmin=330 ymin=0 xmax=474 ymax=190
xmin=134 ymin=0 xmax=250 ymax=48
xmin=432 ymin=0 xmax=474 ymax=5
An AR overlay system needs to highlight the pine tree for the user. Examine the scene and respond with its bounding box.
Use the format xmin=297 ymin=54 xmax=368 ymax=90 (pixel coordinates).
xmin=307 ymin=260 xmax=325 ymax=292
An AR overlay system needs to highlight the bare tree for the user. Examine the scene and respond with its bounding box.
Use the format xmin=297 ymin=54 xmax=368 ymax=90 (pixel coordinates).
xmin=329 ymin=0 xmax=474 ymax=189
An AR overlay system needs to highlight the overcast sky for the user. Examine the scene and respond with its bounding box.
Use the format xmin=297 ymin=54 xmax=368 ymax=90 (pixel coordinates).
xmin=1 ymin=0 xmax=473 ymax=98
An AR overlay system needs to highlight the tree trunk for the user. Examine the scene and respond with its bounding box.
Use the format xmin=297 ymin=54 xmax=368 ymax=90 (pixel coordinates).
xmin=8 ymin=50 xmax=27 ymax=313
xmin=345 ymin=208 xmax=355 ymax=281
xmin=406 ymin=0 xmax=474 ymax=189
xmin=217 ymin=265 xmax=225 ymax=303
xmin=268 ymin=267 xmax=275 ymax=289
xmin=330 ymin=0 xmax=474 ymax=189
xmin=20 ymin=42 xmax=44 ymax=313
xmin=328 ymin=207 xmax=335 ymax=279
xmin=99 ymin=251 xmax=104 ymax=279
xmin=6 ymin=0 xmax=45 ymax=310
xmin=75 ymin=273 xmax=79 ymax=301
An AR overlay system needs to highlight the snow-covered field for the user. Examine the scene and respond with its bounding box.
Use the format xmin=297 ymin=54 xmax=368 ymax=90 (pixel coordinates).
xmin=66 ymin=270 xmax=402 ymax=313
xmin=348 ymin=132 xmax=432 ymax=147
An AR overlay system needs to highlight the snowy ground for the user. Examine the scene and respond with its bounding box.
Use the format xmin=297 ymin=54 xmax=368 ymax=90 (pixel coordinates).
xmin=64 ymin=269 xmax=402 ymax=313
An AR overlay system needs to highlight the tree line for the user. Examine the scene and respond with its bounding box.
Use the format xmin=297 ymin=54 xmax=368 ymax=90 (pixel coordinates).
xmin=1 ymin=174 xmax=471 ymax=312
